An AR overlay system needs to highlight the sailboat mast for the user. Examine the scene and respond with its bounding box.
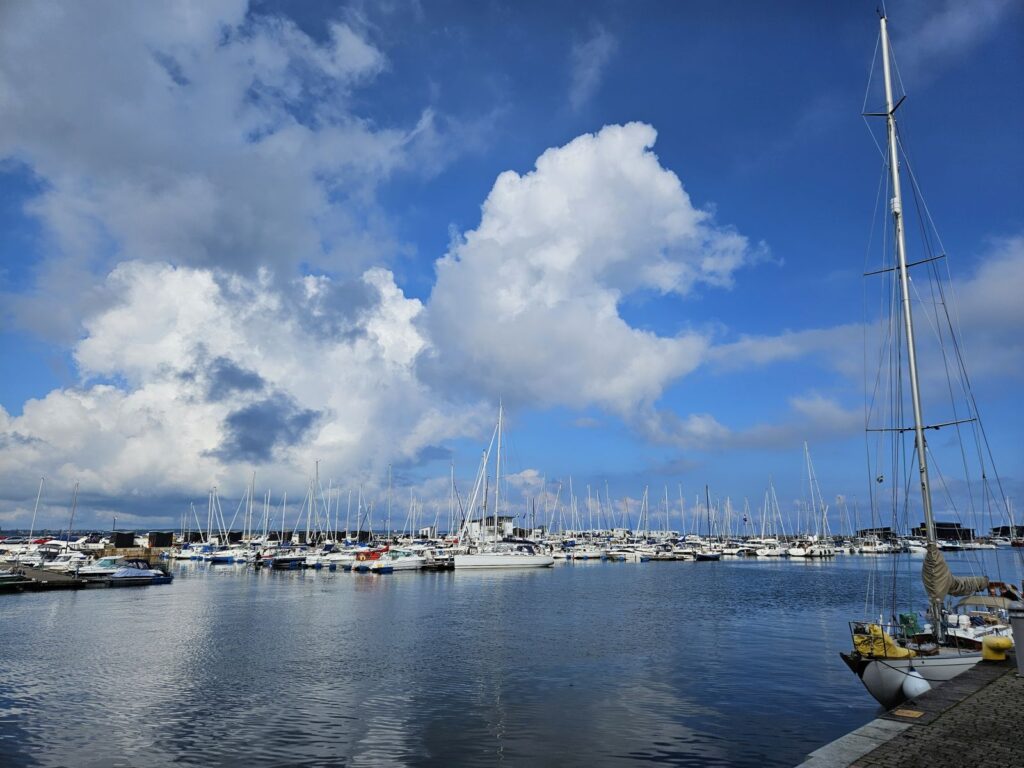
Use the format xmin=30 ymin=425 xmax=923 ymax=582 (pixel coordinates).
xmin=66 ymin=481 xmax=79 ymax=552
xmin=27 ymin=479 xmax=43 ymax=544
xmin=705 ymin=484 xmax=711 ymax=540
xmin=880 ymin=15 xmax=936 ymax=544
xmin=449 ymin=461 xmax=455 ymax=536
xmin=494 ymin=402 xmax=502 ymax=543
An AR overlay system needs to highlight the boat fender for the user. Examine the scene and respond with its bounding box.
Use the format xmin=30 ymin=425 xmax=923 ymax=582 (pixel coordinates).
xmin=982 ymin=635 xmax=1012 ymax=661
xmin=901 ymin=671 xmax=933 ymax=700
xmin=901 ymin=668 xmax=931 ymax=699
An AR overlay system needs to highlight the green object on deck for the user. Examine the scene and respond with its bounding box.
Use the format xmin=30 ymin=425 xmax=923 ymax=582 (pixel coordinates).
xmin=899 ymin=612 xmax=923 ymax=635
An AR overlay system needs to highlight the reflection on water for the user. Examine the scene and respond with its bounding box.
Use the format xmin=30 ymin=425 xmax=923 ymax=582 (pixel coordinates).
xmin=1 ymin=550 xmax=1018 ymax=767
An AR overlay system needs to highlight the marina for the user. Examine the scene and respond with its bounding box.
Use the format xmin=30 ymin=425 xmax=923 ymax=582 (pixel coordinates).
xmin=2 ymin=541 xmax=1020 ymax=766
xmin=1 ymin=4 xmax=1021 ymax=767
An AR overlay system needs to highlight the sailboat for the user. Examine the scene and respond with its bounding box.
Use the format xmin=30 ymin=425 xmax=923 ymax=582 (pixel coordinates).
xmin=786 ymin=444 xmax=835 ymax=558
xmin=453 ymin=404 xmax=554 ymax=569
xmin=694 ymin=485 xmax=722 ymax=561
xmin=839 ymin=13 xmax=1017 ymax=709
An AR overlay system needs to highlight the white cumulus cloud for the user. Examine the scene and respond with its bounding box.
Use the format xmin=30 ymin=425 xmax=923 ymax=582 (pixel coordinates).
xmin=422 ymin=122 xmax=759 ymax=414
xmin=0 ymin=262 xmax=490 ymax=520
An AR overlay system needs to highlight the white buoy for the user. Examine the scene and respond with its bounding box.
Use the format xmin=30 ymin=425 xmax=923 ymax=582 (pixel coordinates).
xmin=902 ymin=668 xmax=931 ymax=699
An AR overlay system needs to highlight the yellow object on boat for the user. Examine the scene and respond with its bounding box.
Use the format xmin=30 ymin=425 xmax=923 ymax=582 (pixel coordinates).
xmin=853 ymin=624 xmax=916 ymax=659
xmin=982 ymin=635 xmax=1013 ymax=661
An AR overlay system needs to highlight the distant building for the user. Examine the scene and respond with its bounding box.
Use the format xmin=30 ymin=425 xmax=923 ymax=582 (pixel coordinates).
xmin=856 ymin=526 xmax=898 ymax=541
xmin=110 ymin=531 xmax=136 ymax=548
xmin=147 ymin=531 xmax=173 ymax=547
xmin=468 ymin=515 xmax=516 ymax=541
xmin=911 ymin=521 xmax=974 ymax=541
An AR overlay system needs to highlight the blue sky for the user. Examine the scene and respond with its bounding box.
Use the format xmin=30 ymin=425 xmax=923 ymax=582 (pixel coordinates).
xmin=1 ymin=1 xmax=1021 ymax=534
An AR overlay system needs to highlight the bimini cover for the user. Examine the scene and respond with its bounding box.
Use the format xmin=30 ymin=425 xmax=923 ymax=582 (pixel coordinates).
xmin=853 ymin=624 xmax=915 ymax=659
xmin=923 ymin=542 xmax=988 ymax=603
xmin=954 ymin=595 xmax=1013 ymax=610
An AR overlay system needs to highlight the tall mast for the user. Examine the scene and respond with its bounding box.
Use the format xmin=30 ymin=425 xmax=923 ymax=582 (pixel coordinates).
xmin=494 ymin=402 xmax=502 ymax=543
xmin=27 ymin=475 xmax=43 ymax=548
xmin=705 ymin=484 xmax=711 ymax=541
xmin=880 ymin=15 xmax=936 ymax=544
xmin=449 ymin=460 xmax=455 ymax=536
xmin=66 ymin=482 xmax=79 ymax=552
xmin=248 ymin=471 xmax=255 ymax=542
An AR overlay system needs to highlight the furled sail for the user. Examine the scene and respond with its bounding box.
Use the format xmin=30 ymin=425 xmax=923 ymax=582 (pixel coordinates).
xmin=922 ymin=542 xmax=988 ymax=602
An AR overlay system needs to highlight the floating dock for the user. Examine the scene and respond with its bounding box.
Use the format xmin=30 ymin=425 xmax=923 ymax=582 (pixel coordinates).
xmin=799 ymin=654 xmax=1021 ymax=767
xmin=0 ymin=565 xmax=171 ymax=592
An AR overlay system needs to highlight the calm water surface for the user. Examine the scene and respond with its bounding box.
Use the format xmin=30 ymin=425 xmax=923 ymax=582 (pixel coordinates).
xmin=2 ymin=550 xmax=1018 ymax=767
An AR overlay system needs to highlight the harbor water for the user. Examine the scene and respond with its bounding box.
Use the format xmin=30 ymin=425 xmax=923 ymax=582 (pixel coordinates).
xmin=1 ymin=550 xmax=1019 ymax=767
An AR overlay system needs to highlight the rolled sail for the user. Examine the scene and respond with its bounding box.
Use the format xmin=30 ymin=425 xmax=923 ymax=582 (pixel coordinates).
xmin=922 ymin=541 xmax=988 ymax=602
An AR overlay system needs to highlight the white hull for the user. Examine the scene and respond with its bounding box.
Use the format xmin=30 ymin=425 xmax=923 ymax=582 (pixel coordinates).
xmin=454 ymin=553 xmax=554 ymax=569
xmin=369 ymin=555 xmax=426 ymax=571
xmin=849 ymin=650 xmax=983 ymax=709
xmin=325 ymin=552 xmax=358 ymax=566
xmin=569 ymin=549 xmax=604 ymax=560
xmin=606 ymin=550 xmax=644 ymax=562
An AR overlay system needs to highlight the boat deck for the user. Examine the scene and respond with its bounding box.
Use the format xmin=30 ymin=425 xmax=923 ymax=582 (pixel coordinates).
xmin=799 ymin=654 xmax=1021 ymax=767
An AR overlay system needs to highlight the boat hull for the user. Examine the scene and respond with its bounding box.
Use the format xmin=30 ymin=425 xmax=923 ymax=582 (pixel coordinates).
xmin=368 ymin=557 xmax=425 ymax=572
xmin=454 ymin=553 xmax=554 ymax=569
xmin=840 ymin=650 xmax=982 ymax=709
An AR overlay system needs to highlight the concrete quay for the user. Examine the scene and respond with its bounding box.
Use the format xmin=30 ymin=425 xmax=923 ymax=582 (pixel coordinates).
xmin=799 ymin=655 xmax=1022 ymax=767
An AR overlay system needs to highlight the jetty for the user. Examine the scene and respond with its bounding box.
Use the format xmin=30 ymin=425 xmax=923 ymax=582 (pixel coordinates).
xmin=0 ymin=563 xmax=172 ymax=592
xmin=799 ymin=654 xmax=1022 ymax=767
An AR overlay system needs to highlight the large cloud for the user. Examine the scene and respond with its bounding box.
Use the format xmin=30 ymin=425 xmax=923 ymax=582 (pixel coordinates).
xmin=0 ymin=262 xmax=489 ymax=515
xmin=422 ymin=122 xmax=760 ymax=414
xmin=0 ymin=1 xmax=438 ymax=340
xmin=0 ymin=119 xmax=773 ymax=524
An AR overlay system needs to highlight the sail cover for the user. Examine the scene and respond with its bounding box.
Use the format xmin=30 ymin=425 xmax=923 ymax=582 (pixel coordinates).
xmin=922 ymin=542 xmax=988 ymax=602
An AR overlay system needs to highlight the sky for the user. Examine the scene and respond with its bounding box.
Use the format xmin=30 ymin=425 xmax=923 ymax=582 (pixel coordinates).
xmin=1 ymin=0 xmax=1021 ymax=536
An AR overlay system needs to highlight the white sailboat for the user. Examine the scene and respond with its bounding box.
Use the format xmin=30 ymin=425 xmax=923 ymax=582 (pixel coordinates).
xmin=840 ymin=13 xmax=1016 ymax=709
xmin=454 ymin=404 xmax=554 ymax=570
